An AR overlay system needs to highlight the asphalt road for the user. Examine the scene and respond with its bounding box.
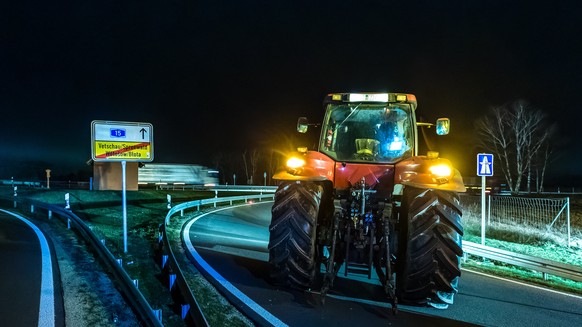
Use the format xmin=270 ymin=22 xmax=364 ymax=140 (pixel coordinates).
xmin=0 ymin=209 xmax=61 ymax=327
xmin=185 ymin=201 xmax=582 ymax=327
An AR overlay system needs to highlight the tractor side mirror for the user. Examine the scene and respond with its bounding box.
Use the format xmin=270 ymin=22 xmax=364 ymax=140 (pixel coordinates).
xmin=297 ymin=117 xmax=309 ymax=133
xmin=436 ymin=118 xmax=450 ymax=135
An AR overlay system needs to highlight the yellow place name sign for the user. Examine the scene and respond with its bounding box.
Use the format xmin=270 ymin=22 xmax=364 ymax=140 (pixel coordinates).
xmin=94 ymin=141 xmax=152 ymax=160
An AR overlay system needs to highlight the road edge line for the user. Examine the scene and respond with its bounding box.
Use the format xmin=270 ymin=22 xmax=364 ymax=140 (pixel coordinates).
xmin=1 ymin=209 xmax=55 ymax=327
xmin=183 ymin=204 xmax=288 ymax=327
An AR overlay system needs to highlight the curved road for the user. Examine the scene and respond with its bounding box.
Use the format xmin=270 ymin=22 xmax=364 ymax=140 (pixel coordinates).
xmin=0 ymin=209 xmax=62 ymax=327
xmin=185 ymin=201 xmax=582 ymax=327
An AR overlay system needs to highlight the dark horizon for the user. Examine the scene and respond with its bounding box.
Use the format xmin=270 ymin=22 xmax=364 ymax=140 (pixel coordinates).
xmin=1 ymin=1 xmax=581 ymax=188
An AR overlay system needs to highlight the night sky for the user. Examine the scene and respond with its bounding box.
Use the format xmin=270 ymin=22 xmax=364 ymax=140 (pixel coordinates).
xmin=1 ymin=1 xmax=581 ymax=185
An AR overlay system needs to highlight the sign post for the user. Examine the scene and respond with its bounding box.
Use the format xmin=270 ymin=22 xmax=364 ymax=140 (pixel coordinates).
xmin=45 ymin=169 xmax=51 ymax=189
xmin=477 ymin=153 xmax=494 ymax=245
xmin=91 ymin=120 xmax=154 ymax=253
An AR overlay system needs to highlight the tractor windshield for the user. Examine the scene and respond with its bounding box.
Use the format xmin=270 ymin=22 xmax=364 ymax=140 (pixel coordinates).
xmin=319 ymin=103 xmax=414 ymax=163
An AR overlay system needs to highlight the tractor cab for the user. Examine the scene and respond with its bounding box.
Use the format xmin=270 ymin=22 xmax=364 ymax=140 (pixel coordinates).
xmin=297 ymin=92 xmax=452 ymax=164
xmin=319 ymin=101 xmax=414 ymax=163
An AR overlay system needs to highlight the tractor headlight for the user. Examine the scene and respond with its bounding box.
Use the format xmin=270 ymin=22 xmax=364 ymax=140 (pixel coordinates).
xmin=429 ymin=164 xmax=452 ymax=178
xmin=286 ymin=157 xmax=306 ymax=169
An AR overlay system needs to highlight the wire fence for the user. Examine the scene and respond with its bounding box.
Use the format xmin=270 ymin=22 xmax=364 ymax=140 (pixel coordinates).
xmin=488 ymin=196 xmax=569 ymax=233
xmin=460 ymin=194 xmax=576 ymax=247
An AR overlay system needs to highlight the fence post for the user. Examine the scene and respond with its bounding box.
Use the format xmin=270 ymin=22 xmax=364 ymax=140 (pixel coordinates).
xmin=487 ymin=195 xmax=491 ymax=225
xmin=567 ymin=197 xmax=571 ymax=248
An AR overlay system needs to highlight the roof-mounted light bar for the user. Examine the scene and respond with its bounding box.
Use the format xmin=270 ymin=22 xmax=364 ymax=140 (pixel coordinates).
xmin=327 ymin=93 xmax=416 ymax=104
xmin=348 ymin=93 xmax=389 ymax=102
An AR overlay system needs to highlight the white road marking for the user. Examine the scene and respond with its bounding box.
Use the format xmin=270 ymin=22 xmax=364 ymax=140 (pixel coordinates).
xmin=184 ymin=203 xmax=288 ymax=327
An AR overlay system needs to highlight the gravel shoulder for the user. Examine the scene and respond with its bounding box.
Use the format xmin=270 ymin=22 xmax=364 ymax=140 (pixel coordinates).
xmin=26 ymin=210 xmax=140 ymax=326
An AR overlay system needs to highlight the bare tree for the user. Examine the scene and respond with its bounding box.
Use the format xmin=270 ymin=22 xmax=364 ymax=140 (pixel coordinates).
xmin=211 ymin=152 xmax=226 ymax=184
xmin=533 ymin=129 xmax=556 ymax=193
xmin=249 ymin=149 xmax=260 ymax=185
xmin=242 ymin=150 xmax=250 ymax=184
xmin=475 ymin=100 xmax=552 ymax=193
xmin=267 ymin=148 xmax=283 ymax=185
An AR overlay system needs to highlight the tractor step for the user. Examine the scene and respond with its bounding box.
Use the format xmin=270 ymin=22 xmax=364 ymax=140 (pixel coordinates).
xmin=344 ymin=262 xmax=372 ymax=278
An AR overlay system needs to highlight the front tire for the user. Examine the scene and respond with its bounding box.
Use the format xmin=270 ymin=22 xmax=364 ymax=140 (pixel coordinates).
xmin=396 ymin=187 xmax=463 ymax=308
xmin=268 ymin=181 xmax=322 ymax=289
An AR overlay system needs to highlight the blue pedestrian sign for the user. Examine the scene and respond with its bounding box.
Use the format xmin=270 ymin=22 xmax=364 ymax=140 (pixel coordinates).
xmin=477 ymin=153 xmax=494 ymax=176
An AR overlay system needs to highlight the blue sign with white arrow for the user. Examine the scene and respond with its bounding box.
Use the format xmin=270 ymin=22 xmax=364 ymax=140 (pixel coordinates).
xmin=477 ymin=153 xmax=494 ymax=176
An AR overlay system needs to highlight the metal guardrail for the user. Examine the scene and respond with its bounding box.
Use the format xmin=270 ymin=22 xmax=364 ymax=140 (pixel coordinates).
xmin=11 ymin=198 xmax=163 ymax=327
xmin=207 ymin=185 xmax=278 ymax=193
xmin=462 ymin=241 xmax=582 ymax=282
xmin=162 ymin=194 xmax=275 ymax=326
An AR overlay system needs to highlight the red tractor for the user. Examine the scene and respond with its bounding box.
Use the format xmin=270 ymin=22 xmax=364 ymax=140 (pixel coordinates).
xmin=268 ymin=92 xmax=465 ymax=312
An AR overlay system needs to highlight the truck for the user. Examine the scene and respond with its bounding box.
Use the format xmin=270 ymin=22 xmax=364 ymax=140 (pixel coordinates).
xmin=268 ymin=92 xmax=465 ymax=312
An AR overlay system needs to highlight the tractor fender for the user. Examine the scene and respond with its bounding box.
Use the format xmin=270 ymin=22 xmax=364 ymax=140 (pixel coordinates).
xmin=273 ymin=151 xmax=335 ymax=182
xmin=394 ymin=156 xmax=466 ymax=193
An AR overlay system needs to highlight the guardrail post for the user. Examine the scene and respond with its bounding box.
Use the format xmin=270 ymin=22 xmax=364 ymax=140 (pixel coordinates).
xmin=67 ymin=218 xmax=71 ymax=229
xmin=180 ymin=209 xmax=184 ymax=217
xmin=162 ymin=255 xmax=168 ymax=268
xmin=167 ymin=194 xmax=172 ymax=209
xmin=101 ymin=239 xmax=105 ymax=246
xmin=117 ymin=258 xmax=123 ymax=266
xmin=13 ymin=186 xmax=17 ymax=197
xmin=65 ymin=193 xmax=70 ymax=210
xmin=181 ymin=304 xmax=190 ymax=320
xmin=153 ymin=309 xmax=162 ymax=323
xmin=48 ymin=210 xmax=52 ymax=220
xmin=133 ymin=279 xmax=139 ymax=289
xmin=30 ymin=204 xmax=34 ymax=213
xmin=169 ymin=273 xmax=176 ymax=289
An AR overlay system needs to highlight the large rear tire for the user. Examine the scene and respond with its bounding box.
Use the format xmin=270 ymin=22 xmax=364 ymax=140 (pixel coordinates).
xmin=396 ymin=187 xmax=463 ymax=308
xmin=268 ymin=181 xmax=322 ymax=289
